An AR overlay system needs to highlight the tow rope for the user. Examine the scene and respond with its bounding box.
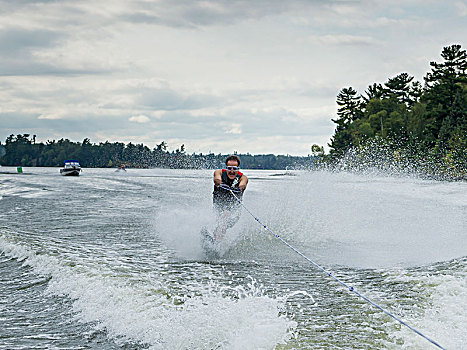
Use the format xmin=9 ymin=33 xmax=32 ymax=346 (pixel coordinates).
xmin=228 ymin=188 xmax=445 ymax=349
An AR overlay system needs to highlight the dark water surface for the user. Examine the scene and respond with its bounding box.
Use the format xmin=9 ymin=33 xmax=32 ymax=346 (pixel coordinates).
xmin=1 ymin=167 xmax=465 ymax=349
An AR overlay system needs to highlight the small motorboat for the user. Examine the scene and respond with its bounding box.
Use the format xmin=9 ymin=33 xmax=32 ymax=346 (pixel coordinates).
xmin=60 ymin=160 xmax=82 ymax=176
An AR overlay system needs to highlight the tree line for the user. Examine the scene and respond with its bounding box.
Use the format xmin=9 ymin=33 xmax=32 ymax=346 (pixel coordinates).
xmin=327 ymin=44 xmax=466 ymax=179
xmin=0 ymin=135 xmax=313 ymax=170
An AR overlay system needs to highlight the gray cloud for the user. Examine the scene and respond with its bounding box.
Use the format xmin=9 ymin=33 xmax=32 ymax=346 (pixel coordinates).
xmin=0 ymin=0 xmax=360 ymax=33
xmin=118 ymin=0 xmax=311 ymax=27
xmin=149 ymin=105 xmax=333 ymax=142
xmin=0 ymin=26 xmax=114 ymax=76
xmin=306 ymin=34 xmax=378 ymax=46
xmin=0 ymin=28 xmax=62 ymax=75
xmin=0 ymin=61 xmax=110 ymax=77
xmin=136 ymin=87 xmax=224 ymax=111
xmin=0 ymin=28 xmax=62 ymax=54
xmin=116 ymin=0 xmax=439 ymax=31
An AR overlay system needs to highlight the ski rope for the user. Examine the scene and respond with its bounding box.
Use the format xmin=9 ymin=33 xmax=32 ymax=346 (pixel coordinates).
xmin=228 ymin=188 xmax=445 ymax=350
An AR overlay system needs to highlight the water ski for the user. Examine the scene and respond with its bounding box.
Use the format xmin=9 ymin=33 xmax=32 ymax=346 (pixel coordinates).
xmin=200 ymin=226 xmax=220 ymax=259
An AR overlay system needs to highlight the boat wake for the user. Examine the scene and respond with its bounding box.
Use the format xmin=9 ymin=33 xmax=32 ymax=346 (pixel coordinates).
xmin=0 ymin=235 xmax=296 ymax=349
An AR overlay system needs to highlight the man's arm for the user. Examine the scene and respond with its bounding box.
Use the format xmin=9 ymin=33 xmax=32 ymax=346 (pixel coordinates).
xmin=213 ymin=169 xmax=223 ymax=186
xmin=238 ymin=174 xmax=248 ymax=192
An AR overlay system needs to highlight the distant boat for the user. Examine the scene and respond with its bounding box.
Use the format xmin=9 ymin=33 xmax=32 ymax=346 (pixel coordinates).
xmin=60 ymin=160 xmax=82 ymax=176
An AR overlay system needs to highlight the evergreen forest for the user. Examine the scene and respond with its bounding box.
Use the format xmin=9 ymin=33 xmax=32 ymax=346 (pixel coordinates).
xmin=0 ymin=135 xmax=312 ymax=170
xmin=327 ymin=44 xmax=466 ymax=179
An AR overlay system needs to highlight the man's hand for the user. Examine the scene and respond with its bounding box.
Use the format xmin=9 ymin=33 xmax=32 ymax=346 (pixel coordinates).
xmin=217 ymin=183 xmax=232 ymax=191
xmin=239 ymin=175 xmax=248 ymax=192
xmin=217 ymin=183 xmax=242 ymax=195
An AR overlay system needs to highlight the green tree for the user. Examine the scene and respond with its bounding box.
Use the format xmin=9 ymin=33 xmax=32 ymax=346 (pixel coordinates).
xmin=335 ymin=87 xmax=363 ymax=125
xmin=329 ymin=87 xmax=363 ymax=157
xmin=362 ymin=83 xmax=384 ymax=104
xmin=423 ymin=44 xmax=467 ymax=146
xmin=383 ymin=73 xmax=416 ymax=106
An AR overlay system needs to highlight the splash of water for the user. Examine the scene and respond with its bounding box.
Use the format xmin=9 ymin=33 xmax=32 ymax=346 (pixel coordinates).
xmin=331 ymin=137 xmax=466 ymax=181
xmin=0 ymin=236 xmax=296 ymax=349
xmin=153 ymin=205 xmax=249 ymax=260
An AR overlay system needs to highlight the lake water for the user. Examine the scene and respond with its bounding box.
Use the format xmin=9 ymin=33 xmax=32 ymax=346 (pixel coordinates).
xmin=0 ymin=167 xmax=465 ymax=349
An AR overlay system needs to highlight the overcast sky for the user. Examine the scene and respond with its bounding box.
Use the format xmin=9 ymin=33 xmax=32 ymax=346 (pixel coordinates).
xmin=0 ymin=0 xmax=465 ymax=155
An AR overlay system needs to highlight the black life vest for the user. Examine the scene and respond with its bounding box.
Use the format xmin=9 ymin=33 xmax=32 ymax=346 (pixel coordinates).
xmin=220 ymin=169 xmax=243 ymax=187
xmin=213 ymin=169 xmax=243 ymax=208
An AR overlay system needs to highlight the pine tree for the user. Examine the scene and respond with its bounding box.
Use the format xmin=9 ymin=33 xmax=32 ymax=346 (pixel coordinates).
xmin=329 ymin=87 xmax=363 ymax=157
xmin=362 ymin=83 xmax=384 ymax=104
xmin=423 ymin=44 xmax=467 ymax=145
xmin=384 ymin=73 xmax=415 ymax=106
xmin=334 ymin=87 xmax=362 ymax=125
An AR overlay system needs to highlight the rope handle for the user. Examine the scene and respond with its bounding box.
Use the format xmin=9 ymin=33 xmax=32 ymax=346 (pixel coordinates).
xmin=217 ymin=183 xmax=243 ymax=193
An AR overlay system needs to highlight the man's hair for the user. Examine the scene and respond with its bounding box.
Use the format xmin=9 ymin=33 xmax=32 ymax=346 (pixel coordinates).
xmin=225 ymin=155 xmax=240 ymax=166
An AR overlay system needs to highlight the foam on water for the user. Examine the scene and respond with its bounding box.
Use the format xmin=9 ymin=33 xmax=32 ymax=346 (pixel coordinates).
xmin=0 ymin=236 xmax=296 ymax=349
xmin=384 ymin=260 xmax=467 ymax=350
xmin=0 ymin=180 xmax=47 ymax=199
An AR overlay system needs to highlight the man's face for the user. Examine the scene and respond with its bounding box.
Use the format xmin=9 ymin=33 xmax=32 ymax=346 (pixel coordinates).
xmin=225 ymin=160 xmax=239 ymax=180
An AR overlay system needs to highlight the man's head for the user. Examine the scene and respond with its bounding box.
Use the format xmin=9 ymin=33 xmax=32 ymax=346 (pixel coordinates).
xmin=225 ymin=155 xmax=240 ymax=180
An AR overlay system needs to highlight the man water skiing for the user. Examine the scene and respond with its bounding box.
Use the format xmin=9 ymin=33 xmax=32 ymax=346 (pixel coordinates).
xmin=212 ymin=155 xmax=248 ymax=239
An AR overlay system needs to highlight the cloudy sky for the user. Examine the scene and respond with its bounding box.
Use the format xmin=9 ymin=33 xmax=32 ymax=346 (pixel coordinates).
xmin=0 ymin=0 xmax=465 ymax=155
